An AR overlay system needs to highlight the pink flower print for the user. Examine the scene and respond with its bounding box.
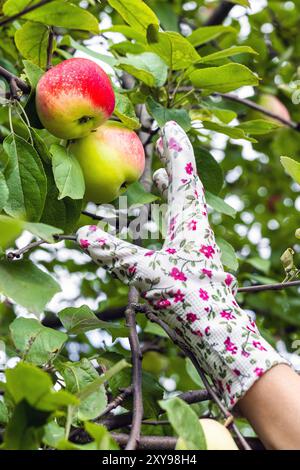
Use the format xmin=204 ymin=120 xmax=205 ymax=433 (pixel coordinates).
xmin=195 ymin=190 xmax=199 ymax=198
xmin=233 ymin=368 xmax=241 ymax=376
xmin=224 ymin=337 xmax=238 ymax=355
xmin=252 ymin=341 xmax=267 ymax=351
xmin=247 ymin=321 xmax=258 ymax=334
xmin=242 ymin=350 xmax=250 ymax=358
xmin=169 ymin=137 xmax=182 ymax=152
xmin=170 ymin=267 xmax=187 ymax=281
xmin=185 ymin=162 xmax=193 ymax=175
xmin=156 ymin=298 xmax=171 ymax=309
xmin=96 ymin=238 xmax=107 ymax=246
xmin=220 ymin=310 xmax=236 ymax=320
xmin=145 ymin=250 xmax=155 ymax=257
xmin=232 ymin=300 xmax=238 ymax=307
xmin=128 ymin=265 xmax=137 ymax=276
xmin=166 ymin=248 xmax=177 ymax=254
xmin=186 ymin=312 xmax=197 ymax=323
xmin=225 ymin=274 xmax=234 ymax=286
xmin=226 ymin=383 xmax=231 ymax=393
xmin=254 ymin=367 xmax=264 ymax=377
xmin=174 ymin=290 xmax=185 ymax=303
xmin=175 ymin=327 xmax=183 ymax=337
xmin=205 ymin=326 xmax=210 ymax=336
xmin=187 ymin=219 xmax=197 ymax=231
xmin=199 ymin=245 xmax=215 ymax=259
xmin=89 ymin=225 xmax=98 ymax=232
xmin=181 ymin=178 xmax=188 ymax=184
xmin=80 ymin=239 xmax=90 ymax=249
xmin=199 ymin=288 xmax=209 ymax=301
xmin=202 ymin=268 xmax=212 ymax=279
xmin=230 ymin=396 xmax=235 ymax=406
xmin=192 ymin=329 xmax=203 ymax=337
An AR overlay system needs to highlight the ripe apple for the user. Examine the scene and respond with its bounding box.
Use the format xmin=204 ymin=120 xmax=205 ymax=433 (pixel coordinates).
xmin=70 ymin=122 xmax=145 ymax=203
xmin=249 ymin=93 xmax=290 ymax=126
xmin=176 ymin=419 xmax=238 ymax=450
xmin=36 ymin=58 xmax=115 ymax=139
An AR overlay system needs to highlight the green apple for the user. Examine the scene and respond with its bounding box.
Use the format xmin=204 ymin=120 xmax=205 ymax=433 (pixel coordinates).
xmin=70 ymin=122 xmax=145 ymax=204
xmin=176 ymin=419 xmax=239 ymax=450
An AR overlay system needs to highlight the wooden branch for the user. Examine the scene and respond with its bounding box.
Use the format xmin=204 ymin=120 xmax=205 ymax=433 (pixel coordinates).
xmin=112 ymin=433 xmax=177 ymax=450
xmin=0 ymin=0 xmax=53 ymax=27
xmin=238 ymin=280 xmax=300 ymax=293
xmin=46 ymin=27 xmax=55 ymax=71
xmin=99 ymin=386 xmax=133 ymax=417
xmin=0 ymin=65 xmax=31 ymax=97
xmin=124 ymin=287 xmax=143 ymax=450
xmin=215 ymin=92 xmax=300 ymax=131
xmin=6 ymin=234 xmax=76 ymax=260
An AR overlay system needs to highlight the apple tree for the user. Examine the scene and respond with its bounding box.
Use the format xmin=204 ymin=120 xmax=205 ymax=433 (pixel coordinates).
xmin=0 ymin=0 xmax=300 ymax=450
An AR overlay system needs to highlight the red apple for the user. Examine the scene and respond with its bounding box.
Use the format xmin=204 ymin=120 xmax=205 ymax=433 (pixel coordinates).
xmin=36 ymin=58 xmax=115 ymax=139
xmin=70 ymin=122 xmax=145 ymax=203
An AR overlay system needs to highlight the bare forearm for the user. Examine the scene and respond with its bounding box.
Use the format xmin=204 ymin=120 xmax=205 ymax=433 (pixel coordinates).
xmin=238 ymin=364 xmax=300 ymax=449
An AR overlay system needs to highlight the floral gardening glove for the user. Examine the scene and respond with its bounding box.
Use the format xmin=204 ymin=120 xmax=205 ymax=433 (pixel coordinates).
xmin=77 ymin=121 xmax=289 ymax=409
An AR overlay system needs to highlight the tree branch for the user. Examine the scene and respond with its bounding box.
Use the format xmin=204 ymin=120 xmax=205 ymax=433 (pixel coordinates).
xmin=46 ymin=27 xmax=55 ymax=71
xmin=0 ymin=0 xmax=53 ymax=28
xmin=238 ymin=280 xmax=300 ymax=293
xmin=215 ymin=92 xmax=300 ymax=131
xmin=0 ymin=65 xmax=31 ymax=98
xmin=6 ymin=234 xmax=76 ymax=260
xmin=124 ymin=287 xmax=143 ymax=450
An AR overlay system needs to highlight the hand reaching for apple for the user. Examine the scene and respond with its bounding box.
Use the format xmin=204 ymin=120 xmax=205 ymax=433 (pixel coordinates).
xmin=77 ymin=121 xmax=288 ymax=409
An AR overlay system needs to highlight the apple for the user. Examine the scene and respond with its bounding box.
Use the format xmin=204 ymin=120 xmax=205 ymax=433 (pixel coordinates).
xmin=176 ymin=419 xmax=238 ymax=450
xmin=70 ymin=121 xmax=145 ymax=203
xmin=36 ymin=58 xmax=115 ymax=139
xmin=250 ymin=93 xmax=290 ymax=126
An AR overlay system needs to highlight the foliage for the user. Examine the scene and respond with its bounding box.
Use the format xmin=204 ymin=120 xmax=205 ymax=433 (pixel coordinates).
xmin=0 ymin=0 xmax=300 ymax=450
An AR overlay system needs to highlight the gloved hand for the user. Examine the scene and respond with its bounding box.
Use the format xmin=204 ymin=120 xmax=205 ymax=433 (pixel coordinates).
xmin=77 ymin=121 xmax=288 ymax=409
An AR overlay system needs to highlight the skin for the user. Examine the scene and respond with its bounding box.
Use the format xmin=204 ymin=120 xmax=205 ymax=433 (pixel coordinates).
xmin=36 ymin=58 xmax=115 ymax=139
xmin=250 ymin=94 xmax=291 ymax=126
xmin=238 ymin=364 xmax=300 ymax=449
xmin=70 ymin=122 xmax=145 ymax=203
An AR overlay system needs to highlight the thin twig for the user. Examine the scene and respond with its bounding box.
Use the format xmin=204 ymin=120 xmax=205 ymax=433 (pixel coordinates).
xmin=0 ymin=0 xmax=53 ymax=27
xmin=238 ymin=280 xmax=300 ymax=293
xmin=124 ymin=287 xmax=143 ymax=450
xmin=46 ymin=27 xmax=55 ymax=71
xmin=0 ymin=65 xmax=30 ymax=96
xmin=98 ymin=386 xmax=133 ymax=418
xmin=204 ymin=1 xmax=235 ymax=26
xmin=215 ymin=92 xmax=300 ymax=131
xmin=6 ymin=234 xmax=76 ymax=260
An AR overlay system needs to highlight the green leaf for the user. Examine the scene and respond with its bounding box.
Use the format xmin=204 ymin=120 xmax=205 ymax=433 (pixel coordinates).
xmin=10 ymin=317 xmax=67 ymax=365
xmin=0 ymin=171 xmax=9 ymax=212
xmin=3 ymin=0 xmax=36 ymax=15
xmin=199 ymin=46 xmax=257 ymax=63
xmin=119 ymin=52 xmax=168 ymax=87
xmin=124 ymin=181 xmax=158 ymax=206
xmin=15 ymin=22 xmax=49 ymax=69
xmin=56 ymin=359 xmax=107 ymax=421
xmin=188 ymin=25 xmax=236 ymax=47
xmin=280 ymin=156 xmax=300 ymax=184
xmin=151 ymin=32 xmax=200 ymax=70
xmin=62 ymin=36 xmax=118 ymax=67
xmin=0 ymin=215 xmax=23 ymax=250
xmin=43 ymin=421 xmax=65 ymax=448
xmin=245 ymin=256 xmax=270 ymax=274
xmin=107 ymin=0 xmax=159 ymax=33
xmin=194 ymin=146 xmax=223 ymax=194
xmin=5 ymin=362 xmax=78 ymax=411
xmin=0 ymin=259 xmax=60 ymax=312
xmin=231 ymin=0 xmax=249 ymax=6
xmin=24 ymin=221 xmax=63 ymax=242
xmin=85 ymin=422 xmax=119 ymax=450
xmin=202 ymin=121 xmax=256 ymax=142
xmin=114 ymin=91 xmax=140 ymax=129
xmin=146 ymin=97 xmax=191 ymax=131
xmin=23 ymin=60 xmax=44 ymax=88
xmin=77 ymin=359 xmax=130 ymax=401
xmin=40 ymin=165 xmax=82 ymax=233
xmin=216 ymin=237 xmax=239 ymax=271
xmin=238 ymin=119 xmax=281 ymax=135
xmin=190 ymin=63 xmax=259 ymax=93
xmin=160 ymin=397 xmax=206 ymax=450
xmin=24 ymin=1 xmax=99 ymax=33
xmin=3 ymin=134 xmax=47 ymax=222
xmin=50 ymin=144 xmax=85 ymax=200
xmin=101 ymin=25 xmax=146 ymax=43
xmin=58 ymin=305 xmax=128 ymax=339
xmin=205 ymin=191 xmax=236 ymax=218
